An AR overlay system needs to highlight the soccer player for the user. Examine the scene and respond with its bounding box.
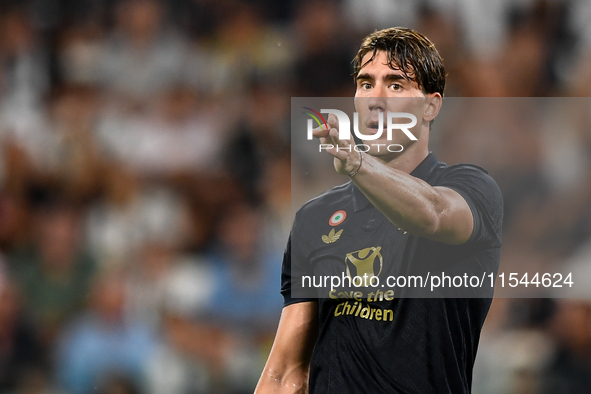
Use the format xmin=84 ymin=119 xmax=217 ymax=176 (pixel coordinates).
xmin=255 ymin=27 xmax=503 ymax=393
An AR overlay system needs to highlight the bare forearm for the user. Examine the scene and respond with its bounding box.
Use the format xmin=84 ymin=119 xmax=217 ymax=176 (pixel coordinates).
xmin=315 ymin=113 xmax=472 ymax=244
xmin=255 ymin=366 xmax=309 ymax=393
xmin=255 ymin=303 xmax=317 ymax=394
xmin=350 ymin=153 xmax=454 ymax=240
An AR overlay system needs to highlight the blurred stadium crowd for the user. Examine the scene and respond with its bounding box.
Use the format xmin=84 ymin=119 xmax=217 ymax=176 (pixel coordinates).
xmin=1 ymin=0 xmax=591 ymax=393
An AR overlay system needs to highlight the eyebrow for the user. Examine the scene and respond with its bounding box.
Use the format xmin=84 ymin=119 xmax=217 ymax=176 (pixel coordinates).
xmin=356 ymin=72 xmax=410 ymax=83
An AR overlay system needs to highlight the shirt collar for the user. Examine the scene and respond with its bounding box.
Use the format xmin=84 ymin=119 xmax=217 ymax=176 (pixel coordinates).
xmin=410 ymin=151 xmax=438 ymax=180
xmin=351 ymin=152 xmax=438 ymax=212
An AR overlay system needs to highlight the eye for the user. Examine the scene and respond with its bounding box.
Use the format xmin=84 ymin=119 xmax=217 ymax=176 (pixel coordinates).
xmin=359 ymin=82 xmax=372 ymax=90
xmin=390 ymin=83 xmax=402 ymax=91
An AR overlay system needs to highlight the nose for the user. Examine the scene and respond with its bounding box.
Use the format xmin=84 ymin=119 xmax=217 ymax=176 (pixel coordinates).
xmin=368 ymin=94 xmax=387 ymax=112
xmin=367 ymin=81 xmax=388 ymax=111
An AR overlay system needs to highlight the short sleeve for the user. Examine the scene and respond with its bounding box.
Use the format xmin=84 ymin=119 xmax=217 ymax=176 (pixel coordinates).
xmin=281 ymin=225 xmax=315 ymax=307
xmin=438 ymin=165 xmax=503 ymax=247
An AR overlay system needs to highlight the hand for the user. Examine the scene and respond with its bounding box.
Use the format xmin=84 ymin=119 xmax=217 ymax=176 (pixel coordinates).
xmin=311 ymin=113 xmax=361 ymax=176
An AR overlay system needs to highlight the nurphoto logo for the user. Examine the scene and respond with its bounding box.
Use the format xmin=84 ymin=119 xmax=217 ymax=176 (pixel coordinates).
xmin=303 ymin=107 xmax=418 ymax=153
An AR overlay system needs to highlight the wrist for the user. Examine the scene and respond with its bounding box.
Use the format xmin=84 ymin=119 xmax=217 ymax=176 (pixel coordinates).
xmin=348 ymin=150 xmax=363 ymax=177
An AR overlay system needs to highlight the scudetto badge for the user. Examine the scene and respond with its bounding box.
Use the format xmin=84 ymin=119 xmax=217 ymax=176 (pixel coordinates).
xmin=329 ymin=210 xmax=347 ymax=226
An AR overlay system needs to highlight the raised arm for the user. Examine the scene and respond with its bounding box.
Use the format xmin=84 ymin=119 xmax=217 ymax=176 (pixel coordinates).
xmin=348 ymin=154 xmax=473 ymax=245
xmin=313 ymin=113 xmax=473 ymax=245
xmin=255 ymin=301 xmax=318 ymax=394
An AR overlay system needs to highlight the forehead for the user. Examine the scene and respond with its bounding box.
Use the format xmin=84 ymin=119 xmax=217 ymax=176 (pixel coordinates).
xmin=358 ymin=50 xmax=414 ymax=78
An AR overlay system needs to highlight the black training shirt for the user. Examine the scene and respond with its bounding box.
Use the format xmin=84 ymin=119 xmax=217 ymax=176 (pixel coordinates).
xmin=281 ymin=152 xmax=503 ymax=394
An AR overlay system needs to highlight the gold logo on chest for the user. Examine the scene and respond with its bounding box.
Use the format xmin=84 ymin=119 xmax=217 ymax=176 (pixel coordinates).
xmin=344 ymin=246 xmax=383 ymax=286
xmin=322 ymin=228 xmax=343 ymax=244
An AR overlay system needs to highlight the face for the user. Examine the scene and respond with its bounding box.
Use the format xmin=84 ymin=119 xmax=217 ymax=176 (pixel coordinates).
xmin=354 ymin=50 xmax=439 ymax=157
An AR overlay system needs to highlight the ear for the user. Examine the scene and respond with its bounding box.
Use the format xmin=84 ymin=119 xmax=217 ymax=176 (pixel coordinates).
xmin=423 ymin=93 xmax=442 ymax=122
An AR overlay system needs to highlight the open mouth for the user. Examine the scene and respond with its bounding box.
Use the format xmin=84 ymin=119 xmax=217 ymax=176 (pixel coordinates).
xmin=363 ymin=110 xmax=383 ymax=135
xmin=365 ymin=121 xmax=382 ymax=135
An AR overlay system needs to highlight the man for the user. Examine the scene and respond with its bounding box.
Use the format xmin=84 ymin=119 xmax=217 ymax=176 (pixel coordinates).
xmin=255 ymin=27 xmax=503 ymax=393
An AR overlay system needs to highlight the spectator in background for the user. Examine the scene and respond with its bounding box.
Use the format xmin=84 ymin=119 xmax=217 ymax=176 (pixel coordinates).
xmin=292 ymin=0 xmax=356 ymax=96
xmin=0 ymin=184 xmax=31 ymax=251
xmin=0 ymin=9 xmax=49 ymax=119
xmin=542 ymin=300 xmax=591 ymax=393
xmin=86 ymin=163 xmax=193 ymax=270
xmin=0 ymin=262 xmax=47 ymax=393
xmin=48 ymin=85 xmax=104 ymax=201
xmin=98 ymin=0 xmax=189 ymax=100
xmin=473 ymin=299 xmax=557 ymax=394
xmin=95 ymin=87 xmax=225 ymax=178
xmin=125 ymin=240 xmax=212 ymax=330
xmin=55 ymin=269 xmax=155 ymax=394
xmin=8 ymin=200 xmax=96 ymax=348
xmin=205 ymin=201 xmax=283 ymax=330
xmin=202 ymin=201 xmax=284 ymax=392
xmin=85 ymin=164 xmax=143 ymax=267
xmin=144 ymin=261 xmax=225 ymax=394
xmin=0 ymin=9 xmax=53 ymax=185
xmin=260 ymin=153 xmax=292 ymax=254
xmin=195 ymin=1 xmax=292 ymax=96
